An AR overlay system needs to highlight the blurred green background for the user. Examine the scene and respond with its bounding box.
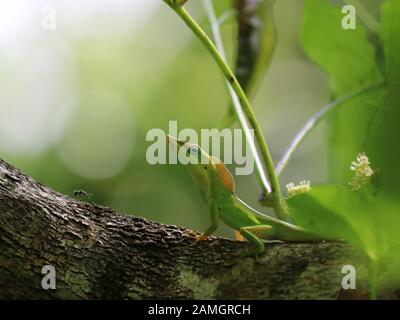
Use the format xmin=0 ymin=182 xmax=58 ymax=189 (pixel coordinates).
xmin=0 ymin=0 xmax=380 ymax=238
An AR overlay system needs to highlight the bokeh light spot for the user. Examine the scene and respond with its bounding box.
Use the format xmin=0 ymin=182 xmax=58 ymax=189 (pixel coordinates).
xmin=56 ymin=90 xmax=135 ymax=179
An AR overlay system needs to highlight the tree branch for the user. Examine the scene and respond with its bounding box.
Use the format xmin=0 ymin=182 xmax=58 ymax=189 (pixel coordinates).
xmin=0 ymin=158 xmax=378 ymax=299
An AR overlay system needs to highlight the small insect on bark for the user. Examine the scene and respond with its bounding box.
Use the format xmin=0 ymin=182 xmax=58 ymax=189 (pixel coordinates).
xmin=73 ymin=189 xmax=93 ymax=199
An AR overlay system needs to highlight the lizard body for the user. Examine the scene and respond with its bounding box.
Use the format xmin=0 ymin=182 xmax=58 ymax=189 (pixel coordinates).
xmin=167 ymin=135 xmax=318 ymax=255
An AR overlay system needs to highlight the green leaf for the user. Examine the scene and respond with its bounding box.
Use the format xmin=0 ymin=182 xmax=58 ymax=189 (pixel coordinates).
xmin=381 ymin=0 xmax=400 ymax=87
xmin=287 ymin=184 xmax=400 ymax=290
xmin=365 ymin=0 xmax=400 ymax=197
xmin=299 ymin=0 xmax=400 ymax=293
xmin=301 ymin=0 xmax=383 ymax=183
xmin=288 ymin=183 xmax=400 ymax=271
xmin=301 ymin=0 xmax=380 ymax=94
xmin=287 ymin=185 xmax=376 ymax=258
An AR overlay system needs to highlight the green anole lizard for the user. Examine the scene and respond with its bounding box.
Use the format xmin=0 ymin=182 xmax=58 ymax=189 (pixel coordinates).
xmin=167 ymin=135 xmax=320 ymax=256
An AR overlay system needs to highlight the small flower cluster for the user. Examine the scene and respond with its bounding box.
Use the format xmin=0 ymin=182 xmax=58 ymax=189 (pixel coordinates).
xmin=286 ymin=180 xmax=311 ymax=197
xmin=350 ymin=153 xmax=374 ymax=190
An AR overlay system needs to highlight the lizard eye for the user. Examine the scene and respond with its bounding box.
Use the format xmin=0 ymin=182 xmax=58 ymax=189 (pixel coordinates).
xmin=186 ymin=146 xmax=198 ymax=157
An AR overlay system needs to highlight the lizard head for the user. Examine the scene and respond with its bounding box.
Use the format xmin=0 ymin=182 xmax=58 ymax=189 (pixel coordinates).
xmin=167 ymin=135 xmax=235 ymax=194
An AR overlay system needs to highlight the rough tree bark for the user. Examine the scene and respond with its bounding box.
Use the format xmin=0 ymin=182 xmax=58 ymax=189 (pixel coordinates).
xmin=0 ymin=158 xmax=381 ymax=299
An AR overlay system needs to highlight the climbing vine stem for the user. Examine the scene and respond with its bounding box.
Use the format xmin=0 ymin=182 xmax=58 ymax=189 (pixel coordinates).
xmin=276 ymin=81 xmax=384 ymax=176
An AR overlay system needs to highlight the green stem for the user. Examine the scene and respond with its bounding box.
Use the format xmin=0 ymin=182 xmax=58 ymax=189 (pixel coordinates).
xmin=166 ymin=3 xmax=289 ymax=221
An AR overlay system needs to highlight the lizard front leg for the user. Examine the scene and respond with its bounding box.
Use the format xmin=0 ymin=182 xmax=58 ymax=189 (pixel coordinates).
xmin=194 ymin=203 xmax=219 ymax=241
